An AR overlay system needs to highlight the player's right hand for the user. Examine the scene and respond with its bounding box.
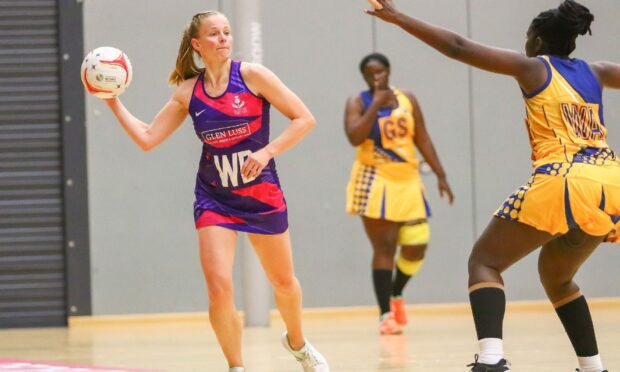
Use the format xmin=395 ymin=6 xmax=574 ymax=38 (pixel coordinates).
xmin=365 ymin=0 xmax=401 ymax=24
xmin=372 ymin=81 xmax=397 ymax=107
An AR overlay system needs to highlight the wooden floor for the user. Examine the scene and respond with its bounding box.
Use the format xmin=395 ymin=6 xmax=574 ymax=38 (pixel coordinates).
xmin=1 ymin=301 xmax=619 ymax=371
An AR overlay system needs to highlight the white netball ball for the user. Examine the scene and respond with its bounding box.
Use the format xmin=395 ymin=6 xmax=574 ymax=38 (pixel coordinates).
xmin=81 ymin=47 xmax=132 ymax=99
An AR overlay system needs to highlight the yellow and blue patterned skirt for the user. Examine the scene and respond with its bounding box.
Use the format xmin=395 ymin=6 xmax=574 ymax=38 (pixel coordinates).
xmin=346 ymin=160 xmax=430 ymax=222
xmin=495 ymin=148 xmax=620 ymax=241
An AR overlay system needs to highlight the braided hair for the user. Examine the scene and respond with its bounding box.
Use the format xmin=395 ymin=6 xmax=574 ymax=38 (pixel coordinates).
xmin=530 ymin=0 xmax=594 ymax=57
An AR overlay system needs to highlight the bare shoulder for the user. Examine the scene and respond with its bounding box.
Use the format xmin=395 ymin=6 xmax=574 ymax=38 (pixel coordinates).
xmin=172 ymin=76 xmax=198 ymax=107
xmin=241 ymin=61 xmax=269 ymax=75
xmin=400 ymin=89 xmax=419 ymax=106
xmin=589 ymin=60 xmax=611 ymax=76
xmin=345 ymin=94 xmax=363 ymax=113
xmin=239 ymin=62 xmax=279 ymax=96
xmin=240 ymin=62 xmax=275 ymax=81
xmin=346 ymin=93 xmax=362 ymax=105
xmin=400 ymin=89 xmax=416 ymax=99
xmin=588 ymin=60 xmax=620 ymax=88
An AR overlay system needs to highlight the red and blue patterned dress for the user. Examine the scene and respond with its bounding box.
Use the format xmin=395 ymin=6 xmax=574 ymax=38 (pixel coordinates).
xmin=190 ymin=60 xmax=287 ymax=234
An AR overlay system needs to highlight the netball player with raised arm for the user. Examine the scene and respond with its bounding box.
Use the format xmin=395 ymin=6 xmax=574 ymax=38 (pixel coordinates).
xmin=344 ymin=53 xmax=453 ymax=335
xmin=368 ymin=1 xmax=619 ymax=371
xmin=102 ymin=11 xmax=328 ymax=372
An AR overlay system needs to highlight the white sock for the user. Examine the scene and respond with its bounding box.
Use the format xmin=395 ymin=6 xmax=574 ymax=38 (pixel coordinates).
xmin=229 ymin=368 xmax=245 ymax=372
xmin=478 ymin=338 xmax=504 ymax=365
xmin=578 ymin=355 xmax=603 ymax=372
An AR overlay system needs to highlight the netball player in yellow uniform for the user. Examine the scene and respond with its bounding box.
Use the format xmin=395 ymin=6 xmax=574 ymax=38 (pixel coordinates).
xmin=344 ymin=53 xmax=454 ymax=335
xmin=369 ymin=0 xmax=618 ymax=371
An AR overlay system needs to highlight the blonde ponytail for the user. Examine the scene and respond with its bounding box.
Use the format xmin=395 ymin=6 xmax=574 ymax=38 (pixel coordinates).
xmin=168 ymin=10 xmax=223 ymax=85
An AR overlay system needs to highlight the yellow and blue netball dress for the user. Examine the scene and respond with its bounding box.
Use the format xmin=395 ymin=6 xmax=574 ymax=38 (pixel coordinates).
xmin=346 ymin=88 xmax=430 ymax=222
xmin=495 ymin=55 xmax=620 ymax=241
xmin=189 ymin=61 xmax=287 ymax=234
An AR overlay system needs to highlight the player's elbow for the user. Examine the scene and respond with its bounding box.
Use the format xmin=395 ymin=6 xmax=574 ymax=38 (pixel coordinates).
xmin=138 ymin=128 xmax=161 ymax=152
xmin=299 ymin=114 xmax=316 ymax=134
xmin=138 ymin=140 xmax=157 ymax=152
xmin=139 ymin=144 xmax=153 ymax=152
xmin=306 ymin=115 xmax=317 ymax=131
xmin=446 ymin=35 xmax=467 ymax=60
xmin=346 ymin=133 xmax=364 ymax=147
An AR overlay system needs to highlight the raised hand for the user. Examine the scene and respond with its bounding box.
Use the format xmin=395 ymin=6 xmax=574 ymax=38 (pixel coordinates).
xmin=372 ymin=80 xmax=397 ymax=108
xmin=364 ymin=0 xmax=401 ymax=24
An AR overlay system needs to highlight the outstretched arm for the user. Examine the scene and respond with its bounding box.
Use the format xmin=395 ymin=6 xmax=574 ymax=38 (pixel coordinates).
xmin=366 ymin=0 xmax=547 ymax=93
xmin=407 ymin=92 xmax=454 ymax=205
xmin=590 ymin=61 xmax=620 ymax=89
xmin=241 ymin=63 xmax=316 ymax=179
xmin=104 ymin=79 xmax=192 ymax=152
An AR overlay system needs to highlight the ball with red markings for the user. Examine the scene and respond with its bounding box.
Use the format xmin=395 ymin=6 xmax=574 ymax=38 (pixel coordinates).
xmin=81 ymin=47 xmax=132 ymax=99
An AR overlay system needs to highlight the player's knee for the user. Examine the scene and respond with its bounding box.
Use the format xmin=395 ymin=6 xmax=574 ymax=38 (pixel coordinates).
xmin=467 ymin=248 xmax=483 ymax=274
xmin=270 ymin=275 xmax=299 ymax=296
xmin=467 ymin=255 xmax=479 ymax=278
xmin=396 ymin=254 xmax=424 ymax=276
xmin=206 ymin=275 xmax=234 ymax=305
xmin=398 ymin=222 xmax=430 ymax=247
xmin=538 ymin=264 xmax=571 ymax=291
xmin=373 ymin=242 xmax=397 ymax=258
xmin=400 ymin=245 xmax=427 ymax=261
xmin=467 ymin=248 xmax=498 ymax=278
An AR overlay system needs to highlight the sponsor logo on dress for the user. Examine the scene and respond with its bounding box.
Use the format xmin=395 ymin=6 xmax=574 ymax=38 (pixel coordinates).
xmin=232 ymin=95 xmax=248 ymax=115
xmin=201 ymin=122 xmax=251 ymax=145
xmin=232 ymin=95 xmax=245 ymax=109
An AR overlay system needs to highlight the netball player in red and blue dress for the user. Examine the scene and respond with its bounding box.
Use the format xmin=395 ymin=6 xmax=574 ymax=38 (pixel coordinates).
xmin=369 ymin=0 xmax=618 ymax=371
xmin=102 ymin=11 xmax=328 ymax=372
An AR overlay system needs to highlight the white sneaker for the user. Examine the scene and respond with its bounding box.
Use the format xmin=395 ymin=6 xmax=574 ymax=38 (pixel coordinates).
xmin=229 ymin=367 xmax=244 ymax=372
xmin=281 ymin=332 xmax=330 ymax=372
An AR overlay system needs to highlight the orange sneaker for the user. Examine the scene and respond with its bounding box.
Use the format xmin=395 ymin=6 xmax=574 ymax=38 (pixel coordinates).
xmin=390 ymin=297 xmax=408 ymax=326
xmin=379 ymin=312 xmax=403 ymax=335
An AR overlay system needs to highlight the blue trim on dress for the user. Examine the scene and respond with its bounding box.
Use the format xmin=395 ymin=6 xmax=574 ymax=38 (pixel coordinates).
xmin=360 ymin=90 xmax=383 ymax=143
xmin=522 ymin=57 xmax=552 ymax=98
xmin=423 ymin=192 xmax=432 ymax=218
xmin=599 ymin=186 xmax=606 ymax=211
xmin=380 ymin=186 xmax=386 ymax=219
xmin=564 ymin=180 xmax=579 ymax=229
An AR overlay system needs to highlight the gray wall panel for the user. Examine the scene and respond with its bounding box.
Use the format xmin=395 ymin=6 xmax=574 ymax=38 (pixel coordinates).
xmin=0 ymin=0 xmax=67 ymax=327
xmin=83 ymin=0 xmax=620 ymax=315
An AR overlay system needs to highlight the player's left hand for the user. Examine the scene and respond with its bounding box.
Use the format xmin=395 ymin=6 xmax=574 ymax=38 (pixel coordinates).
xmin=437 ymin=176 xmax=454 ymax=205
xmin=241 ymin=149 xmax=272 ymax=180
xmin=365 ymin=0 xmax=400 ymax=24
